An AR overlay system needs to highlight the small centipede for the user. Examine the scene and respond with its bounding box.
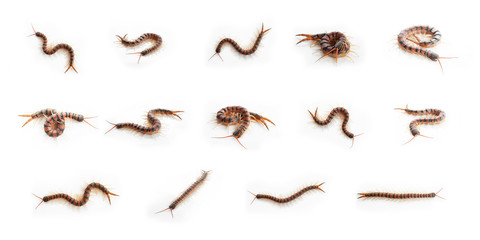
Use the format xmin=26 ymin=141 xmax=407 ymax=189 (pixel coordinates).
xmin=106 ymin=108 xmax=182 ymax=135
xmin=20 ymin=109 xmax=95 ymax=138
xmin=29 ymin=26 xmax=77 ymax=73
xmin=209 ymin=23 xmax=271 ymax=61
xmin=397 ymin=26 xmax=454 ymax=71
xmin=34 ymin=182 xmax=118 ymax=208
xmin=156 ymin=170 xmax=210 ymax=218
xmin=297 ymin=31 xmax=353 ymax=63
xmin=308 ymin=107 xmax=362 ymax=147
xmin=358 ymin=189 xmax=444 ymax=200
xmin=117 ymin=33 xmax=163 ymax=63
xmin=249 ymin=183 xmax=325 ymax=205
xmin=395 ymin=105 xmax=445 ymax=144
xmin=215 ymin=106 xmax=275 ymax=148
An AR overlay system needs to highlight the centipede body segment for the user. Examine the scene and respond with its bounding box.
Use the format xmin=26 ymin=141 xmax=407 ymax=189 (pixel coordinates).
xmin=250 ymin=183 xmax=325 ymax=205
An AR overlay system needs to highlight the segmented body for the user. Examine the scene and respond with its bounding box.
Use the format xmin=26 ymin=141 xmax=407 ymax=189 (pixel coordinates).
xmin=106 ymin=108 xmax=182 ymax=135
xmin=252 ymin=183 xmax=325 ymax=204
xmin=43 ymin=112 xmax=86 ymax=137
xmin=117 ymin=33 xmax=163 ymax=56
xmin=36 ymin=182 xmax=118 ymax=208
xmin=297 ymin=32 xmax=351 ymax=61
xmin=398 ymin=26 xmax=441 ymax=61
xmin=309 ymin=107 xmax=356 ymax=138
xmin=216 ymin=106 xmax=274 ymax=138
xmin=33 ymin=31 xmax=77 ymax=73
xmin=358 ymin=192 xmax=437 ymax=200
xmin=396 ymin=107 xmax=445 ymax=137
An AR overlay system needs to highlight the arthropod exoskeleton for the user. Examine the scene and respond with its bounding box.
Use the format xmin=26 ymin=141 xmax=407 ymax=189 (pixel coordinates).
xmin=395 ymin=105 xmax=445 ymax=144
xmin=358 ymin=189 xmax=444 ymax=200
xmin=249 ymin=183 xmax=325 ymax=205
xmin=117 ymin=33 xmax=163 ymax=63
xmin=297 ymin=31 xmax=354 ymax=63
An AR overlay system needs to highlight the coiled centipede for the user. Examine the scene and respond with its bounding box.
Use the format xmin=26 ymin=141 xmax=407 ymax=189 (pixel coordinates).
xmin=156 ymin=170 xmax=210 ymax=218
xmin=395 ymin=105 xmax=445 ymax=144
xmin=308 ymin=107 xmax=362 ymax=147
xmin=297 ymin=31 xmax=353 ymax=63
xmin=34 ymin=182 xmax=118 ymax=208
xmin=249 ymin=183 xmax=325 ymax=205
xmin=106 ymin=108 xmax=182 ymax=135
xmin=117 ymin=33 xmax=163 ymax=63
xmin=30 ymin=26 xmax=77 ymax=73
xmin=20 ymin=109 xmax=95 ymax=138
xmin=397 ymin=26 xmax=454 ymax=71
xmin=215 ymin=106 xmax=275 ymax=148
xmin=358 ymin=189 xmax=444 ymax=200
xmin=209 ymin=24 xmax=271 ymax=61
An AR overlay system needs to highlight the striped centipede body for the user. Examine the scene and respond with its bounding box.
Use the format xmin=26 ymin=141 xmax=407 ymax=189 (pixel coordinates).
xmin=106 ymin=108 xmax=182 ymax=136
xmin=215 ymin=106 xmax=274 ymax=148
xmin=117 ymin=33 xmax=163 ymax=63
xmin=308 ymin=107 xmax=362 ymax=146
xmin=249 ymin=183 xmax=325 ymax=205
xmin=395 ymin=105 xmax=445 ymax=144
xmin=30 ymin=26 xmax=77 ymax=73
xmin=209 ymin=24 xmax=271 ymax=61
xmin=297 ymin=31 xmax=353 ymax=63
xmin=358 ymin=189 xmax=443 ymax=200
xmin=156 ymin=170 xmax=210 ymax=218
xmin=34 ymin=182 xmax=118 ymax=208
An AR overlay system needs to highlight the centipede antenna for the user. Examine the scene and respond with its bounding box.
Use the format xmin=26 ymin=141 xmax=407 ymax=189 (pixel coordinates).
xmin=317 ymin=183 xmax=325 ymax=192
xmin=209 ymin=52 xmax=223 ymax=61
xmin=248 ymin=191 xmax=257 ymax=205
xmin=435 ymin=188 xmax=445 ymax=200
xmin=19 ymin=116 xmax=34 ymax=127
xmin=214 ymin=135 xmax=247 ymax=149
xmin=155 ymin=208 xmax=174 ymax=218
xmin=351 ymin=133 xmax=364 ymax=148
xmin=403 ymin=134 xmax=432 ymax=145
xmin=83 ymin=119 xmax=97 ymax=129
xmin=32 ymin=193 xmax=44 ymax=209
xmin=171 ymin=111 xmax=183 ymax=120
xmin=105 ymin=121 xmax=117 ymax=134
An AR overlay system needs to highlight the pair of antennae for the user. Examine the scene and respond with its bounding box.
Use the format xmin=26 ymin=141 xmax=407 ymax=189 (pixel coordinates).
xmin=214 ymin=135 xmax=246 ymax=149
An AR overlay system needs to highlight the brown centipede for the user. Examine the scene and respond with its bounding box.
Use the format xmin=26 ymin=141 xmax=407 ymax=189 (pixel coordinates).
xmin=358 ymin=189 xmax=444 ymax=200
xmin=308 ymin=107 xmax=362 ymax=147
xmin=34 ymin=182 xmax=118 ymax=208
xmin=397 ymin=26 xmax=455 ymax=72
xmin=209 ymin=23 xmax=271 ymax=61
xmin=156 ymin=170 xmax=210 ymax=218
xmin=19 ymin=109 xmax=96 ymax=138
xmin=395 ymin=105 xmax=445 ymax=144
xmin=214 ymin=106 xmax=275 ymax=149
xmin=117 ymin=33 xmax=163 ymax=63
xmin=297 ymin=31 xmax=354 ymax=63
xmin=105 ymin=108 xmax=182 ymax=136
xmin=249 ymin=183 xmax=325 ymax=205
xmin=29 ymin=26 xmax=77 ymax=73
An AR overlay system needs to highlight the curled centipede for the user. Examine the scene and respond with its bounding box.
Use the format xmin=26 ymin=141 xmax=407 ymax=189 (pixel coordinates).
xmin=209 ymin=23 xmax=271 ymax=61
xmin=34 ymin=182 xmax=118 ymax=208
xmin=249 ymin=183 xmax=325 ymax=205
xmin=397 ymin=26 xmax=454 ymax=71
xmin=215 ymin=106 xmax=275 ymax=149
xmin=117 ymin=33 xmax=163 ymax=63
xmin=105 ymin=108 xmax=182 ymax=136
xmin=395 ymin=105 xmax=445 ymax=144
xmin=19 ymin=108 xmax=95 ymax=138
xmin=358 ymin=189 xmax=444 ymax=201
xmin=297 ymin=31 xmax=354 ymax=63
xmin=29 ymin=26 xmax=77 ymax=73
xmin=156 ymin=170 xmax=210 ymax=218
xmin=308 ymin=107 xmax=362 ymax=147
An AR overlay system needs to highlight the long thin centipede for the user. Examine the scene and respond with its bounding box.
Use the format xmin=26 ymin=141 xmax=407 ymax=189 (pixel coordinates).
xmin=397 ymin=26 xmax=454 ymax=71
xmin=209 ymin=24 xmax=271 ymax=61
xmin=249 ymin=183 xmax=325 ymax=205
xmin=117 ymin=33 xmax=163 ymax=63
xmin=106 ymin=108 xmax=182 ymax=135
xmin=215 ymin=106 xmax=274 ymax=148
xmin=395 ymin=105 xmax=445 ymax=144
xmin=308 ymin=107 xmax=362 ymax=147
xmin=34 ymin=182 xmax=118 ymax=208
xmin=20 ymin=109 xmax=95 ymax=138
xmin=29 ymin=26 xmax=77 ymax=73
xmin=358 ymin=189 xmax=444 ymax=200
xmin=297 ymin=31 xmax=353 ymax=63
xmin=156 ymin=170 xmax=210 ymax=218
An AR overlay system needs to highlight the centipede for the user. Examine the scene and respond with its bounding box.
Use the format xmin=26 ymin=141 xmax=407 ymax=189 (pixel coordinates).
xmin=29 ymin=26 xmax=77 ymax=73
xmin=395 ymin=105 xmax=445 ymax=144
xmin=249 ymin=183 xmax=325 ymax=205
xmin=215 ymin=106 xmax=275 ymax=149
xmin=19 ymin=109 xmax=95 ymax=138
xmin=358 ymin=189 xmax=444 ymax=200
xmin=106 ymin=108 xmax=182 ymax=136
xmin=397 ymin=26 xmax=454 ymax=71
xmin=297 ymin=31 xmax=353 ymax=63
xmin=209 ymin=23 xmax=271 ymax=61
xmin=34 ymin=182 xmax=118 ymax=208
xmin=156 ymin=170 xmax=210 ymax=218
xmin=308 ymin=107 xmax=362 ymax=147
xmin=117 ymin=33 xmax=163 ymax=63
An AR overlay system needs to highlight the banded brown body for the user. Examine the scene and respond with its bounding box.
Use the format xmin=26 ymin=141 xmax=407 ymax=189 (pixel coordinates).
xmin=117 ymin=33 xmax=163 ymax=63
xmin=106 ymin=108 xmax=182 ymax=135
xmin=250 ymin=183 xmax=325 ymax=205
xmin=395 ymin=106 xmax=445 ymax=143
xmin=308 ymin=107 xmax=361 ymax=146
xmin=297 ymin=31 xmax=352 ymax=63
xmin=358 ymin=189 xmax=443 ymax=200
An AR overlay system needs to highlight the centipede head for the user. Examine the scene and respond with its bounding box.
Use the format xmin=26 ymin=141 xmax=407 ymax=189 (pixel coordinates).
xmin=214 ymin=135 xmax=247 ymax=149
xmin=156 ymin=207 xmax=174 ymax=218
xmin=105 ymin=121 xmax=118 ymax=134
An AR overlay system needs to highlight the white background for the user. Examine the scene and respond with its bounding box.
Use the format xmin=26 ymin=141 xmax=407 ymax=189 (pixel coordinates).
xmin=0 ymin=0 xmax=477 ymax=239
